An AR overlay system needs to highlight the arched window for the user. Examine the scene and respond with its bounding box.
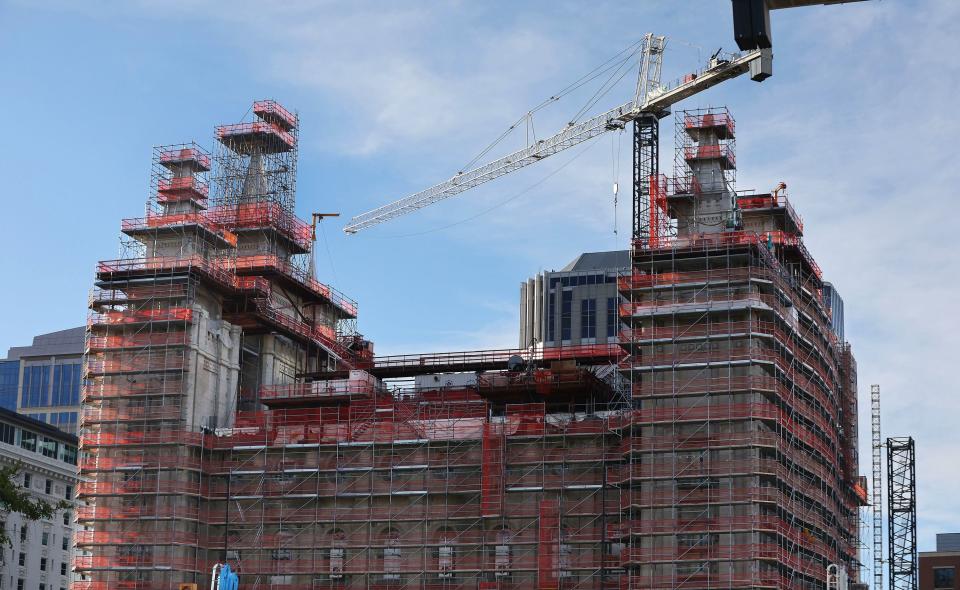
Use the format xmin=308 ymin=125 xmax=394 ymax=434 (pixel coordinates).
xmin=381 ymin=527 xmax=401 ymax=581
xmin=328 ymin=528 xmax=346 ymax=580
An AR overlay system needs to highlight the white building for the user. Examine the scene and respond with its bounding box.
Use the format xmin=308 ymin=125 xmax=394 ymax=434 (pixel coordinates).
xmin=0 ymin=407 xmax=78 ymax=590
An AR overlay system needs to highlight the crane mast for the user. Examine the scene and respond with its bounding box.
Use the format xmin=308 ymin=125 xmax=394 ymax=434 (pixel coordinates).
xmin=343 ymin=42 xmax=764 ymax=235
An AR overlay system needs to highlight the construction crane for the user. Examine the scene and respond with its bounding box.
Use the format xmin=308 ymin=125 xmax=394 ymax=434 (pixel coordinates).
xmin=307 ymin=212 xmax=339 ymax=279
xmin=872 ymin=384 xmax=884 ymax=590
xmin=343 ymin=36 xmax=764 ymax=236
xmin=343 ymin=2 xmax=867 ymax=236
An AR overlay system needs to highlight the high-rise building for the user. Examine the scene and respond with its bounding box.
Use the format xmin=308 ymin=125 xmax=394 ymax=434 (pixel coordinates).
xmin=519 ymin=251 xmax=629 ymax=349
xmin=1 ymin=327 xmax=84 ymax=433
xmin=0 ymin=407 xmax=79 ymax=590
xmin=77 ymin=103 xmax=865 ymax=590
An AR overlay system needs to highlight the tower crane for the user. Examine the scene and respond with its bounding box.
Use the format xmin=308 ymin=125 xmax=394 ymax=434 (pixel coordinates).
xmin=343 ymin=1 xmax=867 ymax=238
xmin=343 ymin=36 xmax=764 ymax=237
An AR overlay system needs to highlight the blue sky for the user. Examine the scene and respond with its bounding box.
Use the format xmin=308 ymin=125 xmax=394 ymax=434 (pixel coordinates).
xmin=2 ymin=0 xmax=958 ymax=564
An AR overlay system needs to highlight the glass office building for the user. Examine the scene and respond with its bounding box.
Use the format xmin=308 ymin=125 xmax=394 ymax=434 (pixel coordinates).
xmin=1 ymin=327 xmax=84 ymax=434
xmin=519 ymin=250 xmax=630 ymax=348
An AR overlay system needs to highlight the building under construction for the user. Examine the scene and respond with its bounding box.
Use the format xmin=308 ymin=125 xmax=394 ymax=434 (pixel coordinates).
xmin=76 ymin=102 xmax=868 ymax=590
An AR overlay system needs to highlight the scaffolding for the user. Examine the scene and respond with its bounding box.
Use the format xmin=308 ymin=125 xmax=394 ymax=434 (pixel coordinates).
xmin=77 ymin=101 xmax=367 ymax=590
xmin=886 ymin=437 xmax=917 ymax=590
xmin=617 ymin=108 xmax=864 ymax=590
xmin=76 ymin=103 xmax=865 ymax=590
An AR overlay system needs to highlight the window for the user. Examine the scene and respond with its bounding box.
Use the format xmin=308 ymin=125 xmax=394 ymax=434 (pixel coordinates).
xmin=0 ymin=360 xmax=19 ymax=411
xmin=39 ymin=584 xmax=46 ymax=590
xmin=494 ymin=528 xmax=512 ymax=577
xmin=62 ymin=536 xmax=68 ymax=551
xmin=0 ymin=423 xmax=15 ymax=445
xmin=16 ymin=579 xmax=22 ymax=590
xmin=558 ymin=542 xmax=572 ymax=577
xmin=40 ymin=437 xmax=58 ymax=459
xmin=21 ymin=365 xmax=51 ymax=408
xmin=42 ymin=531 xmax=49 ymax=546
xmin=23 ymin=473 xmax=31 ymax=489
xmin=60 ymin=563 xmax=67 ymax=576
xmin=677 ymin=561 xmax=713 ymax=576
xmin=381 ymin=528 xmax=401 ymax=581
xmin=607 ymin=297 xmax=619 ymax=338
xmin=19 ymin=430 xmax=35 ymax=452
xmin=326 ymin=528 xmax=345 ymax=579
xmin=51 ymin=364 xmax=81 ymax=407
xmin=547 ymin=285 xmax=557 ymax=343
xmin=64 ymin=485 xmax=72 ymax=500
xmin=437 ymin=529 xmax=455 ymax=579
xmin=18 ymin=552 xmax=25 ymax=566
xmin=45 ymin=479 xmax=52 ymax=494
xmin=560 ymin=290 xmax=573 ymax=341
xmin=62 ymin=512 xmax=70 ymax=526
xmin=580 ymin=298 xmax=596 ymax=339
xmin=934 ymin=567 xmax=956 ymax=589
xmin=438 ymin=543 xmax=454 ymax=578
xmin=61 ymin=445 xmax=77 ymax=466
xmin=40 ymin=557 xmax=47 ymax=571
xmin=19 ymin=525 xmax=26 ymax=542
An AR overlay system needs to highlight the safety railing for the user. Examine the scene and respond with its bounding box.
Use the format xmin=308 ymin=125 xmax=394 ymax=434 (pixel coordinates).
xmin=159 ymin=147 xmax=210 ymax=171
xmin=233 ymin=253 xmax=357 ymax=317
xmin=86 ymin=331 xmax=189 ymax=351
xmin=216 ymin=120 xmax=296 ymax=152
xmin=737 ymin=192 xmax=804 ymax=233
xmin=88 ymin=307 xmax=193 ymax=327
xmin=684 ymin=111 xmax=735 ymax=137
xmin=683 ymin=143 xmax=736 ymax=168
xmin=156 ymin=175 xmax=209 ymax=200
xmin=254 ymin=100 xmax=297 ymax=130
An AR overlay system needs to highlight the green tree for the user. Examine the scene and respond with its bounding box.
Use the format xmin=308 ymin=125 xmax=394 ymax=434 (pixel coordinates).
xmin=0 ymin=463 xmax=70 ymax=546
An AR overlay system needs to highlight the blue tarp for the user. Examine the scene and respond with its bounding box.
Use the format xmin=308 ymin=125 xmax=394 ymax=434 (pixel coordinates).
xmin=218 ymin=564 xmax=239 ymax=590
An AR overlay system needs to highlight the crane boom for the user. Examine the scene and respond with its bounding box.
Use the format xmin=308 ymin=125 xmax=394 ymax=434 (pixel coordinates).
xmin=344 ymin=47 xmax=763 ymax=234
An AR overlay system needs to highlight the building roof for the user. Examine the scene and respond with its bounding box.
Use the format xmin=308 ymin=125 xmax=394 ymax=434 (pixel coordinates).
xmin=938 ymin=533 xmax=960 ymax=552
xmin=0 ymin=405 xmax=78 ymax=445
xmin=4 ymin=326 xmax=85 ymax=361
xmin=559 ymin=250 xmax=630 ymax=272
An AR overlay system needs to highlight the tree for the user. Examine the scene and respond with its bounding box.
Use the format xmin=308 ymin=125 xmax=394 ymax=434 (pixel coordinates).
xmin=0 ymin=463 xmax=70 ymax=546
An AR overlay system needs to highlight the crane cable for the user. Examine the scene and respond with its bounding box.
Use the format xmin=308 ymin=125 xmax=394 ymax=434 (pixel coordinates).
xmin=611 ymin=130 xmax=624 ymax=239
xmin=373 ymin=134 xmax=604 ymax=239
xmin=459 ymin=37 xmax=648 ymax=173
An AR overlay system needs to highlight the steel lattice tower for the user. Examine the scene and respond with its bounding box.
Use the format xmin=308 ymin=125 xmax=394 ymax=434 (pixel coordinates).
xmin=872 ymin=384 xmax=883 ymax=590
xmin=887 ymin=436 xmax=917 ymax=590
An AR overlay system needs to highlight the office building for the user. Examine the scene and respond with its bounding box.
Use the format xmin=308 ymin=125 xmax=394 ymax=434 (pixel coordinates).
xmin=0 ymin=407 xmax=79 ymax=590
xmin=1 ymin=328 xmax=84 ymax=434
xmin=519 ymin=250 xmax=629 ymax=349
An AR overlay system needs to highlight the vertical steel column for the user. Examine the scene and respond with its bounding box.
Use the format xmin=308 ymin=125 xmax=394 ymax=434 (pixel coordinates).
xmin=886 ymin=436 xmax=917 ymax=590
xmin=633 ymin=114 xmax=659 ymax=241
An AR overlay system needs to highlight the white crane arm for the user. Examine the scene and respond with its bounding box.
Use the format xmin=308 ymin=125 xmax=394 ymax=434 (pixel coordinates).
xmin=344 ymin=49 xmax=762 ymax=234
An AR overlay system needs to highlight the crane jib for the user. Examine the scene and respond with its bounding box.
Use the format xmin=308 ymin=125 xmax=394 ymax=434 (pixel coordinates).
xmin=344 ymin=48 xmax=762 ymax=234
